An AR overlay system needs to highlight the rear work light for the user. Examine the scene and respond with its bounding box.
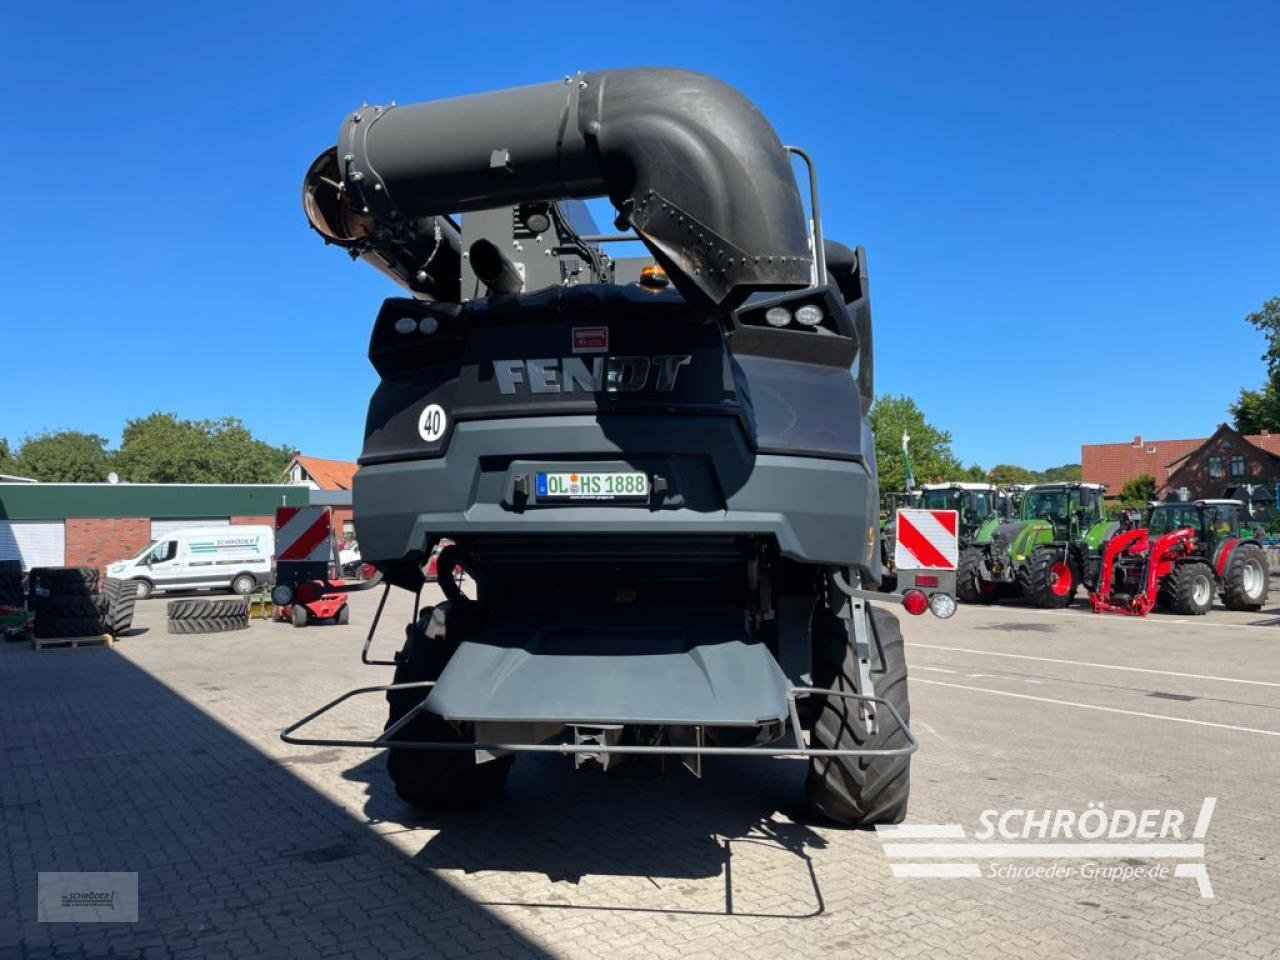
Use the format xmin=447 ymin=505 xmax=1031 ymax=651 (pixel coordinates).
xmin=902 ymin=589 xmax=929 ymax=616
xmin=929 ymin=592 xmax=957 ymax=620
xmin=764 ymin=306 xmax=791 ymax=327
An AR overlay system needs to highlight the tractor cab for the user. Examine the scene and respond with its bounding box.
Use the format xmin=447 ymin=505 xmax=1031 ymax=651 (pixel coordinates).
xmin=1149 ymin=499 xmax=1258 ymax=557
xmin=920 ymin=482 xmax=997 ymax=541
xmin=1021 ymin=483 xmax=1107 ymax=542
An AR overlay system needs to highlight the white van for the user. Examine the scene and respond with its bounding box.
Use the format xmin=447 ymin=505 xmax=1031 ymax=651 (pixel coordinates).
xmin=107 ymin=526 xmax=274 ymax=599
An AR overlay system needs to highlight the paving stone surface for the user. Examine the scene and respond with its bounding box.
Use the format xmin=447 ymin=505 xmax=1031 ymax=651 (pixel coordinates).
xmin=2 ymin=586 xmax=1277 ymax=958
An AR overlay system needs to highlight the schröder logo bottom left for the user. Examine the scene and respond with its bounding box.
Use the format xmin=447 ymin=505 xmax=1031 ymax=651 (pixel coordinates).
xmin=38 ymin=872 xmax=139 ymax=923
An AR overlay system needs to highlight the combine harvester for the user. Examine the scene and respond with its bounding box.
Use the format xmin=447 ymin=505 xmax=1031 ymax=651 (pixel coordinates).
xmin=281 ymin=68 xmax=959 ymax=825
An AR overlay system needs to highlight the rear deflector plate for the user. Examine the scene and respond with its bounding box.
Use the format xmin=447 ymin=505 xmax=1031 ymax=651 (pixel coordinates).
xmin=424 ymin=609 xmax=791 ymax=726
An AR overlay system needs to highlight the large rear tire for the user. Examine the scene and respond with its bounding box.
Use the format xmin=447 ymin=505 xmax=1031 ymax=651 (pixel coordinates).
xmin=385 ymin=602 xmax=513 ymax=809
xmin=805 ymin=606 xmax=910 ymax=826
xmin=1019 ymin=547 xmax=1077 ymax=608
xmin=1168 ymin=562 xmax=1214 ymax=616
xmin=956 ymin=547 xmax=984 ymax=604
xmin=1221 ymin=543 xmax=1268 ymax=612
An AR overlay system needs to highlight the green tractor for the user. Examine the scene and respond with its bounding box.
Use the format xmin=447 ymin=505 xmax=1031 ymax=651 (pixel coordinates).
xmin=918 ymin=482 xmax=1002 ymax=545
xmin=1147 ymin=499 xmax=1270 ymax=611
xmin=959 ymin=482 xmax=1113 ymax=606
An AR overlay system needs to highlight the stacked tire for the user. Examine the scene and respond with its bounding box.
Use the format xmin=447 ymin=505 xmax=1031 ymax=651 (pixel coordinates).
xmin=0 ymin=559 xmax=24 ymax=608
xmin=28 ymin=567 xmax=109 ymax=639
xmin=167 ymin=597 xmax=250 ymax=635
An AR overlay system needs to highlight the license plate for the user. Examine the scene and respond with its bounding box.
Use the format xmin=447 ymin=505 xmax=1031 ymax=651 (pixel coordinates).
xmin=535 ymin=471 xmax=649 ymax=501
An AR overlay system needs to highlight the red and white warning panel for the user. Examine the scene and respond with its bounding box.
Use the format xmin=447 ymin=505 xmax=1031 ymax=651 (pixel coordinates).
xmin=894 ymin=509 xmax=959 ymax=571
xmin=275 ymin=506 xmax=335 ymax=563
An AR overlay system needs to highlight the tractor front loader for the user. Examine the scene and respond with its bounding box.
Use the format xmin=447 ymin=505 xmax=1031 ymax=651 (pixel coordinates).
xmin=1088 ymin=524 xmax=1210 ymax=616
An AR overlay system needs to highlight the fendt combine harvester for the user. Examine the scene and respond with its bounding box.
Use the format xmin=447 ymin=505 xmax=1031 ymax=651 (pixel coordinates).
xmin=282 ymin=69 xmax=957 ymax=825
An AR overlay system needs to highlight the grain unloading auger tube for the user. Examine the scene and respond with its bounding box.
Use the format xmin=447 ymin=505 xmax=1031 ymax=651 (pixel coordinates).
xmin=302 ymin=69 xmax=812 ymax=310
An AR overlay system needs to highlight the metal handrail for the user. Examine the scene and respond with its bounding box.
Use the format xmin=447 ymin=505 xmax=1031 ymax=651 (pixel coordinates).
xmin=280 ymin=682 xmax=917 ymax=759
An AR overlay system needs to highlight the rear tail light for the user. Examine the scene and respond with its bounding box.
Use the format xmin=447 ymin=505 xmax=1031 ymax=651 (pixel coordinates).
xmin=902 ymin=589 xmax=929 ymax=616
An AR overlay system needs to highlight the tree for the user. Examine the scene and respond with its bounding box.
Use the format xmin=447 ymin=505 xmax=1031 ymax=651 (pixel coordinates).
xmin=869 ymin=395 xmax=963 ymax=491
xmin=0 ymin=438 xmax=14 ymax=475
xmin=1119 ymin=473 xmax=1157 ymax=505
xmin=114 ymin=413 xmax=291 ymax=483
xmin=963 ymin=462 xmax=988 ymax=481
xmin=988 ymin=463 xmax=1037 ymax=485
xmin=1230 ymin=382 xmax=1280 ymax=435
xmin=13 ymin=431 xmax=112 ymax=482
xmin=1245 ymin=296 xmax=1280 ymax=378
xmin=1038 ymin=463 xmax=1082 ymax=482
xmin=1231 ymin=296 xmax=1280 ymax=432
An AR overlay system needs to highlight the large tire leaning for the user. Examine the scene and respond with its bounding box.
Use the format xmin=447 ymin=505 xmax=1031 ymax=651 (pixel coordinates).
xmin=805 ymin=606 xmax=911 ymax=826
xmin=1167 ymin=562 xmax=1214 ymax=616
xmin=385 ymin=602 xmax=513 ymax=809
xmin=103 ymin=579 xmax=138 ymax=635
xmin=1018 ymin=547 xmax=1077 ymax=608
xmin=1221 ymin=544 xmax=1269 ymax=612
xmin=955 ymin=547 xmax=985 ymax=604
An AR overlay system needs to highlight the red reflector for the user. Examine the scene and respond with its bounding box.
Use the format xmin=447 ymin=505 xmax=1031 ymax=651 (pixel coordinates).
xmin=902 ymin=589 xmax=929 ymax=616
xmin=914 ymin=574 xmax=940 ymax=588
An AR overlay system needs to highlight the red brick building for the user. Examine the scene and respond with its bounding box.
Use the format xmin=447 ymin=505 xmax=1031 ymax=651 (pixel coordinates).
xmin=1083 ymin=427 xmax=1280 ymax=499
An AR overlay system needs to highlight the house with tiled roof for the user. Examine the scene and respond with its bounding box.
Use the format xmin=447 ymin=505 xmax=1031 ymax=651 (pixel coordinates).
xmin=284 ymin=455 xmax=356 ymax=541
xmin=1082 ymin=426 xmax=1280 ymax=499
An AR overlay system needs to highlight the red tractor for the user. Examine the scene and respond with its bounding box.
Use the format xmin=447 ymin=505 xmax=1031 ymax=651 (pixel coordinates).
xmin=1088 ymin=525 xmax=1209 ymax=616
xmin=1147 ymin=499 xmax=1270 ymax=611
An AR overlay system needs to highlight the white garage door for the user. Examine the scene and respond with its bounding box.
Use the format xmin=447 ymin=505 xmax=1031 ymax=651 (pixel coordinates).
xmin=0 ymin=521 xmax=67 ymax=570
xmin=150 ymin=518 xmax=231 ymax=539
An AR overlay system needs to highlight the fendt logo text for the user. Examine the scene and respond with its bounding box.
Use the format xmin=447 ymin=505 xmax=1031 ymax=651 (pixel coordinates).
xmin=494 ymin=355 xmax=692 ymax=395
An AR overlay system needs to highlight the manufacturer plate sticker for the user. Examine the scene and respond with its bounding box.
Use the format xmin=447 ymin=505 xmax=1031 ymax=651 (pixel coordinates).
xmin=572 ymin=326 xmax=608 ymax=354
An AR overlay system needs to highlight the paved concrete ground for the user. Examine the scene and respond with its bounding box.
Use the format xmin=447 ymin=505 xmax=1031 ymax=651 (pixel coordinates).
xmin=2 ymin=585 xmax=1278 ymax=959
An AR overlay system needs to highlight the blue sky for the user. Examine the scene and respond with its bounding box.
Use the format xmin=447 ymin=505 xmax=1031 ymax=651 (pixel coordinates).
xmin=2 ymin=1 xmax=1277 ymax=470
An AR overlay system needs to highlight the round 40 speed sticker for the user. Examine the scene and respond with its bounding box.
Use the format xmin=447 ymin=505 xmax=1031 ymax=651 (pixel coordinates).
xmin=418 ymin=404 xmax=447 ymax=442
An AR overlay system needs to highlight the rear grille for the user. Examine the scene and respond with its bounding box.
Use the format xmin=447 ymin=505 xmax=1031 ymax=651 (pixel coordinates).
xmin=467 ymin=535 xmax=751 ymax=594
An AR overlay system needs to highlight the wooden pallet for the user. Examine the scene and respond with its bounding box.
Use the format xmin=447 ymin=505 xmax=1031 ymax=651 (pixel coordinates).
xmin=31 ymin=634 xmax=114 ymax=651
